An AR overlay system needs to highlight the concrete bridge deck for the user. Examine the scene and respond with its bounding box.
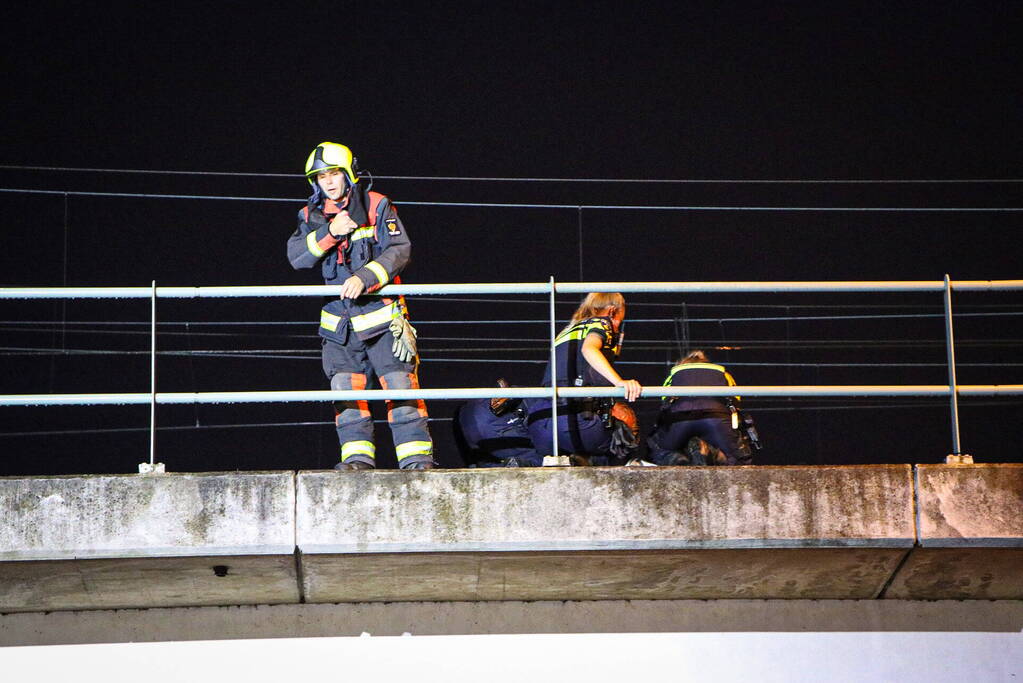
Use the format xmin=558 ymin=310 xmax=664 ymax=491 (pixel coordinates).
xmin=1 ymin=464 xmax=1020 ymax=613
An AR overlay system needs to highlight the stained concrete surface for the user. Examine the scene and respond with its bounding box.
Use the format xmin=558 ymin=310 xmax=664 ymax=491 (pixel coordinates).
xmin=3 ymin=600 xmax=1023 ymax=647
xmin=883 ymin=463 xmax=1023 ymax=599
xmin=0 ymin=472 xmax=297 ymax=612
xmin=0 ymin=464 xmax=1020 ymax=613
xmin=296 ymin=465 xmax=916 ymax=553
xmin=0 ymin=472 xmax=295 ymax=560
xmin=0 ymin=555 xmax=300 ymax=612
xmin=301 ymin=547 xmax=908 ymax=602
xmin=914 ymin=464 xmax=1023 ymax=546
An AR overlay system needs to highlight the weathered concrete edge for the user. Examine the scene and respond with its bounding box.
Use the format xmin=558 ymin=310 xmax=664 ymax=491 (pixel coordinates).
xmin=0 ymin=544 xmax=297 ymax=562
xmin=913 ymin=463 xmax=1023 ymax=543
xmin=0 ymin=471 xmax=297 ymax=561
xmin=918 ymin=538 xmax=1023 ymax=548
xmin=2 ymin=465 xmax=1018 ymax=563
xmin=4 ymin=600 xmax=1023 ymax=647
xmin=298 ymin=538 xmax=916 ymax=554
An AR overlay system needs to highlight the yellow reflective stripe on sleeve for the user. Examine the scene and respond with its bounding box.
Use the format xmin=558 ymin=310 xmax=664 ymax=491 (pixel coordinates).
xmin=351 ymin=302 xmax=400 ymax=332
xmin=341 ymin=441 xmax=376 ymax=458
xmin=365 ymin=261 xmax=389 ymax=285
xmin=351 ymin=227 xmax=375 ymax=241
xmin=320 ymin=309 xmax=342 ymax=331
xmin=306 ymin=230 xmax=326 ymax=258
xmin=395 ymin=440 xmax=433 ymax=461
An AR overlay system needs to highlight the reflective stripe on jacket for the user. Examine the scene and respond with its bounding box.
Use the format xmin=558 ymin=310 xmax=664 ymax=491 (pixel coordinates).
xmin=662 ymin=362 xmax=739 ymax=412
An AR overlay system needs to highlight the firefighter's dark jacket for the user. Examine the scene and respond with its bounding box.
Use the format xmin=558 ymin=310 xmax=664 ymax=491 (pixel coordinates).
xmin=662 ymin=362 xmax=739 ymax=413
xmin=287 ymin=184 xmax=410 ymax=343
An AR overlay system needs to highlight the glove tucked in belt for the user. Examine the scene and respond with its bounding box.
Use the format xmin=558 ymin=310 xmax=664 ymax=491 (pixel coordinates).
xmin=389 ymin=316 xmax=418 ymax=363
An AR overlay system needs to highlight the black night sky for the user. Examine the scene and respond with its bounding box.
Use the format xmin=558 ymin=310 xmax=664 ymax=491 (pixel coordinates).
xmin=1 ymin=2 xmax=1021 ymax=475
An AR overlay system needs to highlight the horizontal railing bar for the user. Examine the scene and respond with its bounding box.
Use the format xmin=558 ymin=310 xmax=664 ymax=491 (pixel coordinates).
xmin=3 ymin=280 xmax=1023 ymax=300
xmin=2 ymin=385 xmax=1022 ymax=406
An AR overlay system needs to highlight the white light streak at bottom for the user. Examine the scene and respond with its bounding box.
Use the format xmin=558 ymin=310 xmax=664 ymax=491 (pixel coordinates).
xmin=0 ymin=632 xmax=1018 ymax=682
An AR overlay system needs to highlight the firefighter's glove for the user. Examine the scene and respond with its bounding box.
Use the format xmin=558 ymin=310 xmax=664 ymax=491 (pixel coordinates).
xmin=390 ymin=316 xmax=418 ymax=363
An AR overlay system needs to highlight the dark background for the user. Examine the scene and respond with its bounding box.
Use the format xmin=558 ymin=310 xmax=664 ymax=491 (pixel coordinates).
xmin=1 ymin=2 xmax=1021 ymax=475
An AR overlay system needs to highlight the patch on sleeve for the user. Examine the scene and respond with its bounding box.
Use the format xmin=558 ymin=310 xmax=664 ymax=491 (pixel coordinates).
xmin=385 ymin=218 xmax=401 ymax=236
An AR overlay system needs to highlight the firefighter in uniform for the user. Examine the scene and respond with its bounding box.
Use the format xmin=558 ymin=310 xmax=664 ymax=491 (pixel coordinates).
xmin=647 ymin=350 xmax=752 ymax=465
xmin=524 ymin=292 xmax=642 ymax=464
xmin=287 ymin=142 xmax=434 ymax=470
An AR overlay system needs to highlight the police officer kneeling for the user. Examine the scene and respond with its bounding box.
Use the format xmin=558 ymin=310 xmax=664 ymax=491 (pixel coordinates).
xmin=453 ymin=381 xmax=544 ymax=467
xmin=647 ymin=350 xmax=755 ymax=466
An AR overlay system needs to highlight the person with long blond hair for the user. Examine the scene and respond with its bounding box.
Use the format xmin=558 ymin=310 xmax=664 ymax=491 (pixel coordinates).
xmin=524 ymin=292 xmax=642 ymax=464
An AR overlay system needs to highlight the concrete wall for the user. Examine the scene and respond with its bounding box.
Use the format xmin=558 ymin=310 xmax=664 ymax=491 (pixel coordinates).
xmin=0 ymin=464 xmax=1020 ymax=613
xmin=0 ymin=472 xmax=295 ymax=559
xmin=2 ymin=599 xmax=1022 ymax=647
xmin=886 ymin=463 xmax=1023 ymax=599
xmin=0 ymin=472 xmax=299 ymax=610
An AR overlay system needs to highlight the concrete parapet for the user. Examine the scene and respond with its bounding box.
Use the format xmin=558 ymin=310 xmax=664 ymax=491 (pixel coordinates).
xmin=0 ymin=472 xmax=296 ymax=560
xmin=914 ymin=463 xmax=1023 ymax=546
xmin=296 ymin=465 xmax=916 ymax=553
xmin=0 ymin=472 xmax=298 ymax=612
xmin=296 ymin=466 xmax=915 ymax=602
xmin=0 ymin=464 xmax=1019 ymax=612
xmin=884 ymin=464 xmax=1023 ymax=599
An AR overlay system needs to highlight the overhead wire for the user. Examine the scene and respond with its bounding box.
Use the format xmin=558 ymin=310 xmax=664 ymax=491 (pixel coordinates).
xmin=4 ymin=345 xmax=1023 ymax=370
xmin=3 ymin=164 xmax=1023 ymax=184
xmin=2 ymin=188 xmax=1022 ymax=212
xmin=1 ymin=308 xmax=1020 ymax=333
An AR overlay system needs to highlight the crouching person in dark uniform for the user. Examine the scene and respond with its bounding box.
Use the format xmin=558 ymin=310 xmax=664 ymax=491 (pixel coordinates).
xmin=287 ymin=142 xmax=434 ymax=470
xmin=524 ymin=292 xmax=642 ymax=465
xmin=453 ymin=381 xmax=544 ymax=467
xmin=647 ymin=350 xmax=753 ymax=466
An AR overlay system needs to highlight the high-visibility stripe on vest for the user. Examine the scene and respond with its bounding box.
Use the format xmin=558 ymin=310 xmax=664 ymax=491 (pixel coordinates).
xmin=665 ymin=362 xmax=733 ymax=384
xmin=662 ymin=363 xmax=740 ymax=402
xmin=350 ymin=300 xmax=401 ymax=332
xmin=554 ymin=319 xmax=610 ymax=346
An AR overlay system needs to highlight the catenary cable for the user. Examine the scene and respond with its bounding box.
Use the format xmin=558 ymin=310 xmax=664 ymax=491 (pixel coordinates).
xmin=3 ymin=164 xmax=1023 ymax=184
xmin=3 ymin=188 xmax=1021 ymax=212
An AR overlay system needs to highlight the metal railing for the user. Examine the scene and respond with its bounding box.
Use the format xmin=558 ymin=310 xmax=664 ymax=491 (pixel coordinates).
xmin=3 ymin=278 xmax=1023 ymax=469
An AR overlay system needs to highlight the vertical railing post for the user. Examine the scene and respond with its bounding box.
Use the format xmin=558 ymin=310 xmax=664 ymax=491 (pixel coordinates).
xmin=943 ymin=274 xmax=972 ymax=464
xmin=140 ymin=280 xmax=165 ymax=473
xmin=549 ymin=276 xmax=559 ymax=459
